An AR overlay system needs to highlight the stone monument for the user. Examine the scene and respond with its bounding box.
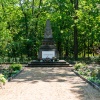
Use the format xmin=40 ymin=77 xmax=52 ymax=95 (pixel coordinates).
xmin=38 ymin=19 xmax=59 ymax=61
xmin=27 ymin=19 xmax=70 ymax=67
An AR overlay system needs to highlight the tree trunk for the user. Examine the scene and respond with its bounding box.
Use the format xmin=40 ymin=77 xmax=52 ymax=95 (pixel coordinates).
xmin=70 ymin=0 xmax=78 ymax=59
xmin=33 ymin=0 xmax=42 ymax=58
xmin=74 ymin=24 xmax=78 ymax=59
xmin=87 ymin=38 xmax=89 ymax=58
xmin=83 ymin=42 xmax=86 ymax=58
xmin=32 ymin=0 xmax=34 ymax=15
xmin=74 ymin=0 xmax=78 ymax=60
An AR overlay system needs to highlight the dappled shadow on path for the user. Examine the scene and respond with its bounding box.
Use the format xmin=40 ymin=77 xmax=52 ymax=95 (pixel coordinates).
xmin=11 ymin=67 xmax=75 ymax=83
xmin=9 ymin=67 xmax=100 ymax=100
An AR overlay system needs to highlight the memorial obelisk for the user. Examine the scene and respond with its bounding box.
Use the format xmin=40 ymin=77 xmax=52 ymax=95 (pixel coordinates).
xmin=38 ymin=19 xmax=59 ymax=60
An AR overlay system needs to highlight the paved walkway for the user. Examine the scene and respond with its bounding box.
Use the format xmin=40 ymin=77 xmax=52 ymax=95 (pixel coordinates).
xmin=0 ymin=67 xmax=100 ymax=100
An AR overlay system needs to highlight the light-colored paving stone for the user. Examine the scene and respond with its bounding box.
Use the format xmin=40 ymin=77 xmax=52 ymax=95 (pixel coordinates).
xmin=0 ymin=67 xmax=100 ymax=100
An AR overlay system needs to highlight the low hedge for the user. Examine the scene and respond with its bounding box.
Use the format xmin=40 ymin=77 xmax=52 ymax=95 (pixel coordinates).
xmin=9 ymin=64 xmax=22 ymax=71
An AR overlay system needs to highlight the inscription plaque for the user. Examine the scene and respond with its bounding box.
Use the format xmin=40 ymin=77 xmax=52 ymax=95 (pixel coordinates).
xmin=42 ymin=51 xmax=55 ymax=59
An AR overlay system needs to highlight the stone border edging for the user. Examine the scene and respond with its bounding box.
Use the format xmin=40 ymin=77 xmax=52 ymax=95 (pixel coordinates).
xmin=72 ymin=70 xmax=100 ymax=92
xmin=8 ymin=68 xmax=24 ymax=82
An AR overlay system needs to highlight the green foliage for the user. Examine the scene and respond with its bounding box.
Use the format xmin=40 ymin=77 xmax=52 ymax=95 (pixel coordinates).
xmin=1 ymin=69 xmax=9 ymax=79
xmin=0 ymin=57 xmax=30 ymax=63
xmin=74 ymin=62 xmax=86 ymax=70
xmin=88 ymin=77 xmax=100 ymax=85
xmin=96 ymin=67 xmax=100 ymax=78
xmin=0 ymin=0 xmax=100 ymax=59
xmin=90 ymin=56 xmax=100 ymax=63
xmin=78 ymin=67 xmax=90 ymax=76
xmin=1 ymin=64 xmax=22 ymax=79
xmin=9 ymin=64 xmax=22 ymax=71
xmin=74 ymin=62 xmax=100 ymax=85
xmin=0 ymin=74 xmax=7 ymax=85
xmin=74 ymin=58 xmax=100 ymax=85
xmin=91 ymin=69 xmax=97 ymax=78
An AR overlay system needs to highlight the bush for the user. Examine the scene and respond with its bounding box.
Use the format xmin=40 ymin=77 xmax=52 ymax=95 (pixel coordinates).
xmin=90 ymin=69 xmax=97 ymax=78
xmin=9 ymin=64 xmax=22 ymax=71
xmin=90 ymin=56 xmax=100 ymax=64
xmin=88 ymin=77 xmax=100 ymax=85
xmin=96 ymin=67 xmax=100 ymax=78
xmin=74 ymin=62 xmax=86 ymax=70
xmin=2 ymin=69 xmax=9 ymax=78
xmin=0 ymin=74 xmax=7 ymax=85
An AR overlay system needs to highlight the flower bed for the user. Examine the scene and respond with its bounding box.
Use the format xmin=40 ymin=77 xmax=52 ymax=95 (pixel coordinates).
xmin=0 ymin=64 xmax=23 ymax=86
xmin=73 ymin=63 xmax=100 ymax=91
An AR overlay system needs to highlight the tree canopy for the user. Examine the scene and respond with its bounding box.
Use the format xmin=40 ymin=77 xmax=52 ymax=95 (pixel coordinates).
xmin=0 ymin=0 xmax=100 ymax=60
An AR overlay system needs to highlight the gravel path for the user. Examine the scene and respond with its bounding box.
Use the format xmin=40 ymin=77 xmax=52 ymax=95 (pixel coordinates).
xmin=0 ymin=67 xmax=100 ymax=100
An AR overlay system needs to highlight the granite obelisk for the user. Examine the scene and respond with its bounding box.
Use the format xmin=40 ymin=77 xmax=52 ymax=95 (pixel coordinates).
xmin=44 ymin=19 xmax=53 ymax=38
xmin=38 ymin=19 xmax=59 ymax=60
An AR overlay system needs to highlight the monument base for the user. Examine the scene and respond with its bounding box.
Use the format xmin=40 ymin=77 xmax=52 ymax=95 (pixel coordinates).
xmin=38 ymin=38 xmax=59 ymax=60
xmin=26 ymin=60 xmax=72 ymax=67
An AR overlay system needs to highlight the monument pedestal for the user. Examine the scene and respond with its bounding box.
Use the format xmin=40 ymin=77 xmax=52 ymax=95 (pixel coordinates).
xmin=38 ymin=38 xmax=59 ymax=61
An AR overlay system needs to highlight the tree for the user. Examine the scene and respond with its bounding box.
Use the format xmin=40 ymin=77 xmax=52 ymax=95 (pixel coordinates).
xmin=0 ymin=0 xmax=100 ymax=60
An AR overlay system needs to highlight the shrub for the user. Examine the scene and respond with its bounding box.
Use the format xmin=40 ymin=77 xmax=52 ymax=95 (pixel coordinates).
xmin=0 ymin=74 xmax=7 ymax=85
xmin=88 ymin=77 xmax=100 ymax=85
xmin=74 ymin=62 xmax=86 ymax=70
xmin=90 ymin=56 xmax=100 ymax=64
xmin=2 ymin=69 xmax=9 ymax=78
xmin=90 ymin=69 xmax=97 ymax=78
xmin=96 ymin=56 xmax=100 ymax=64
xmin=96 ymin=67 xmax=100 ymax=78
xmin=78 ymin=68 xmax=84 ymax=75
xmin=9 ymin=64 xmax=22 ymax=71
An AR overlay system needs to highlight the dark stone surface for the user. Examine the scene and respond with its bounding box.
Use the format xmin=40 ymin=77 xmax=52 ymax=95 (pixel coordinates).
xmin=27 ymin=60 xmax=70 ymax=67
xmin=38 ymin=19 xmax=59 ymax=59
xmin=44 ymin=19 xmax=53 ymax=38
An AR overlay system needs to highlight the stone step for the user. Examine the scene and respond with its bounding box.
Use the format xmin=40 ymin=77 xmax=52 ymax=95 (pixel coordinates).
xmin=27 ymin=65 xmax=70 ymax=67
xmin=29 ymin=62 xmax=69 ymax=65
xmin=30 ymin=60 xmax=67 ymax=63
xmin=26 ymin=60 xmax=72 ymax=67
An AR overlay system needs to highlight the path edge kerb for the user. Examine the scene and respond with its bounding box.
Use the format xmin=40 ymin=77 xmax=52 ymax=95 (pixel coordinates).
xmin=72 ymin=69 xmax=100 ymax=92
xmin=8 ymin=68 xmax=25 ymax=82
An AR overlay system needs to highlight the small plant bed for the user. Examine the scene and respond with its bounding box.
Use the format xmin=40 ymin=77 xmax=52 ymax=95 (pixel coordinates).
xmin=73 ymin=62 xmax=100 ymax=91
xmin=0 ymin=64 xmax=23 ymax=84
